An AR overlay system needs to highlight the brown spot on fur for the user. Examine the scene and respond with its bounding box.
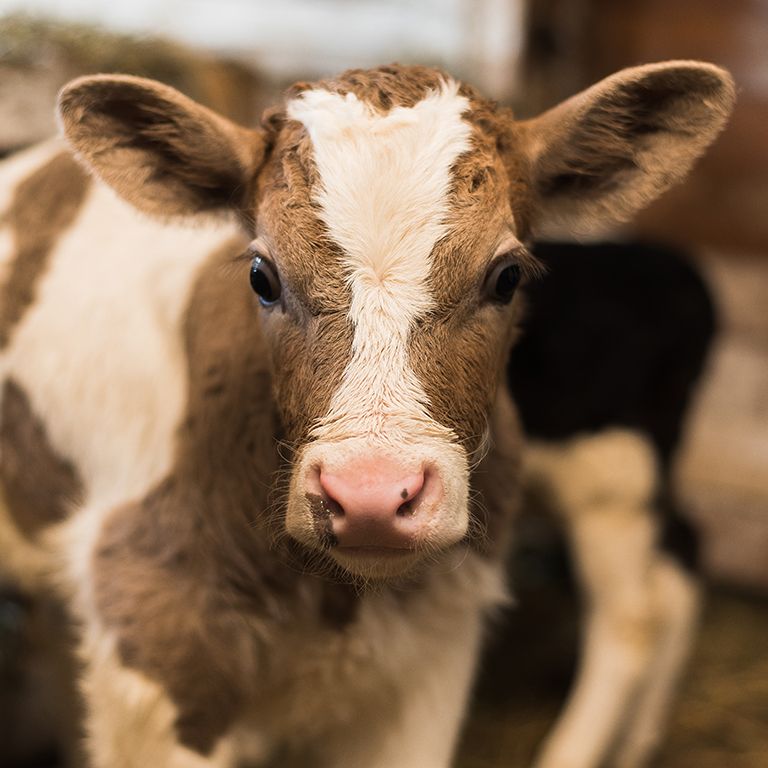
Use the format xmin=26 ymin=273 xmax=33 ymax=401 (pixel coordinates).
xmin=0 ymin=379 xmax=83 ymax=538
xmin=0 ymin=152 xmax=90 ymax=348
xmin=93 ymin=239 xmax=359 ymax=756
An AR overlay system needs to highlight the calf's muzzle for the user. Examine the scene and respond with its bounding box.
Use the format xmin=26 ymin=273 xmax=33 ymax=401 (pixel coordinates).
xmin=311 ymin=456 xmax=442 ymax=550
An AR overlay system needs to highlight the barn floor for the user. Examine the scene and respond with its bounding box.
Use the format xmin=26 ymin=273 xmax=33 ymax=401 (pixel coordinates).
xmin=457 ymin=586 xmax=768 ymax=768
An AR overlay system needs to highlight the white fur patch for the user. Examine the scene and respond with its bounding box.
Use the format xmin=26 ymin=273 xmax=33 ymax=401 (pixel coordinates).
xmin=240 ymin=551 xmax=507 ymax=763
xmin=287 ymin=81 xmax=472 ymax=444
xmin=285 ymin=83 xmax=474 ymax=552
xmin=0 ymin=155 xmax=238 ymax=651
xmin=3 ymin=180 xmax=234 ymax=508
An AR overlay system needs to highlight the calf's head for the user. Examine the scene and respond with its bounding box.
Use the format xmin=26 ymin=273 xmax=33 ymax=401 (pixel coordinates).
xmin=58 ymin=62 xmax=734 ymax=578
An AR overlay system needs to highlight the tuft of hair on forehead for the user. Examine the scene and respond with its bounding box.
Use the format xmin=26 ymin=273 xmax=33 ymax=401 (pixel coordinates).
xmin=285 ymin=64 xmax=470 ymax=113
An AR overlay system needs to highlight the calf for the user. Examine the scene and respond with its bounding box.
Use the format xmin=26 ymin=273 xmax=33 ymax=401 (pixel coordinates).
xmin=0 ymin=62 xmax=733 ymax=767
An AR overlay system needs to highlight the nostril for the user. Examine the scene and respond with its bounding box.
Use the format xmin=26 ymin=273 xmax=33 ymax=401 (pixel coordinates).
xmin=305 ymin=464 xmax=343 ymax=524
xmin=322 ymin=495 xmax=345 ymax=518
xmin=395 ymin=468 xmax=429 ymax=517
xmin=396 ymin=501 xmax=416 ymax=517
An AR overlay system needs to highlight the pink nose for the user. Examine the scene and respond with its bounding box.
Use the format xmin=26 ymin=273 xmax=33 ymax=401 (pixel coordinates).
xmin=317 ymin=457 xmax=438 ymax=549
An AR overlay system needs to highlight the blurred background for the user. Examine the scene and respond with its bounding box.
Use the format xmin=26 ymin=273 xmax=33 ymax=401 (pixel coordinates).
xmin=0 ymin=1 xmax=766 ymax=767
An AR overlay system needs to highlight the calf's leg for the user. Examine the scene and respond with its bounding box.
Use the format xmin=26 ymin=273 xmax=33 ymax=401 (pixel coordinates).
xmin=527 ymin=430 xmax=699 ymax=768
xmin=609 ymin=556 xmax=699 ymax=768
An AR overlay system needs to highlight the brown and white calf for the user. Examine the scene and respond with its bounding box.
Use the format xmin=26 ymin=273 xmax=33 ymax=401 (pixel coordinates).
xmin=0 ymin=62 xmax=733 ymax=767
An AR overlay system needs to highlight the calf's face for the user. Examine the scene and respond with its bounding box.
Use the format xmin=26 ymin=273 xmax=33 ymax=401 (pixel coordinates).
xmin=59 ymin=62 xmax=734 ymax=578
xmin=253 ymin=79 xmax=536 ymax=577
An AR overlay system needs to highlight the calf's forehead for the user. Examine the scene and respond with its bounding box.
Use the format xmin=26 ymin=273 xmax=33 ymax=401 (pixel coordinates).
xmin=250 ymin=75 xmax=521 ymax=450
xmin=256 ymin=76 xmax=518 ymax=305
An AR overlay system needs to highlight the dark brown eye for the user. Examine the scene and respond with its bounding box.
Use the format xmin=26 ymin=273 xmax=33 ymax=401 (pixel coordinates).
xmin=250 ymin=255 xmax=281 ymax=306
xmin=484 ymin=258 xmax=522 ymax=304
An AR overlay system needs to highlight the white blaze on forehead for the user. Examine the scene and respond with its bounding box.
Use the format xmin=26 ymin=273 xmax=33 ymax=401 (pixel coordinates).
xmin=287 ymin=81 xmax=472 ymax=442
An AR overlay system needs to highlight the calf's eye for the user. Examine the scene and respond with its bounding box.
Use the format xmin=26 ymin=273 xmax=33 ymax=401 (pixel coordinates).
xmin=484 ymin=258 xmax=522 ymax=304
xmin=250 ymin=255 xmax=282 ymax=307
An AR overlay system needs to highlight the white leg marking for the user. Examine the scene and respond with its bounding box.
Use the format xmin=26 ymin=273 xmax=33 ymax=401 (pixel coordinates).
xmin=526 ymin=430 xmax=696 ymax=768
xmin=611 ymin=559 xmax=700 ymax=768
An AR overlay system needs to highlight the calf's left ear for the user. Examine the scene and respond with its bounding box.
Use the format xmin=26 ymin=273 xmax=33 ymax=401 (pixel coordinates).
xmin=517 ymin=61 xmax=736 ymax=238
xmin=58 ymin=74 xmax=269 ymax=218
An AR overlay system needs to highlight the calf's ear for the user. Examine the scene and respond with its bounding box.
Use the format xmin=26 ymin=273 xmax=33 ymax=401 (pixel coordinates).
xmin=58 ymin=74 xmax=269 ymax=218
xmin=517 ymin=61 xmax=735 ymax=238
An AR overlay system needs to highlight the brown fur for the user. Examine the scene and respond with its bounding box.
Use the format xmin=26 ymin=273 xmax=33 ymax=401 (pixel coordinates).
xmin=92 ymin=239 xmax=359 ymax=755
xmin=0 ymin=152 xmax=89 ymax=348
xmin=471 ymin=390 xmax=524 ymax=557
xmin=410 ymin=111 xmax=530 ymax=456
xmin=287 ymin=64 xmax=446 ymax=111
xmin=0 ymin=379 xmax=83 ymax=538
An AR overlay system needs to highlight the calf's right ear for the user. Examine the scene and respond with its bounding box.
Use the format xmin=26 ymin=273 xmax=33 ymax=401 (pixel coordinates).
xmin=57 ymin=75 xmax=269 ymax=218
